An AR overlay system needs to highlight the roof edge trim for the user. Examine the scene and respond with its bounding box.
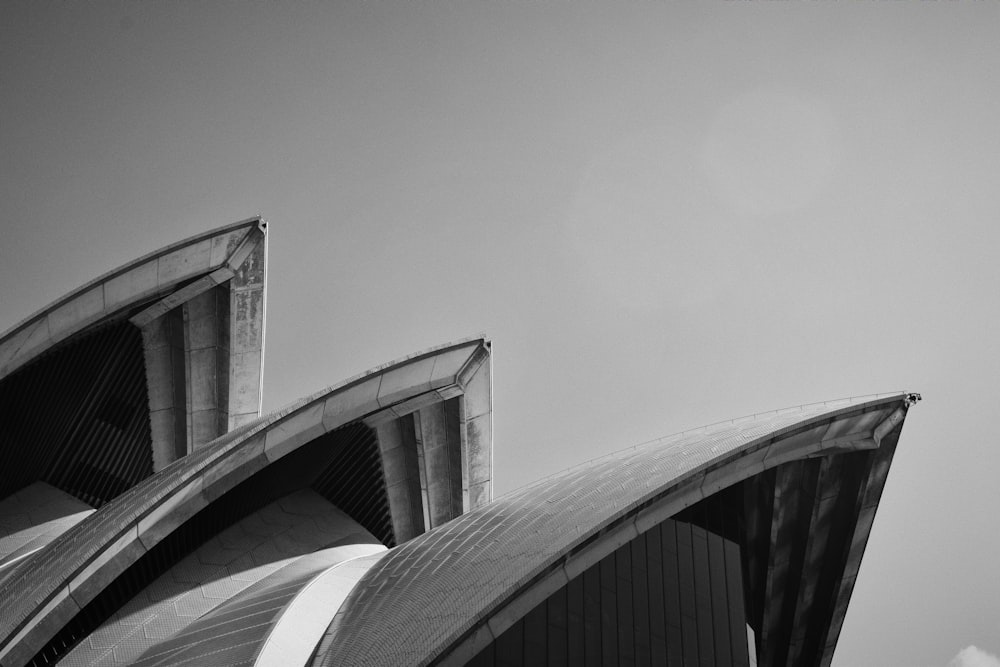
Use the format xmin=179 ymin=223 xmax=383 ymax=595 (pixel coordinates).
xmin=0 ymin=217 xmax=263 ymax=341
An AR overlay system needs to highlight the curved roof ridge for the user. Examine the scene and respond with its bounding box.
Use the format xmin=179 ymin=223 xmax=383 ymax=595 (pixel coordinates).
xmin=492 ymin=391 xmax=909 ymax=501
xmin=0 ymin=216 xmax=263 ymax=342
xmin=191 ymin=333 xmax=491 ymax=453
xmin=313 ymin=394 xmax=915 ymax=666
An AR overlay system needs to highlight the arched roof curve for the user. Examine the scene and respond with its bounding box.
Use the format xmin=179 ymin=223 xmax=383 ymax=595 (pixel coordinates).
xmin=0 ymin=217 xmax=265 ymax=382
xmin=313 ymin=392 xmax=918 ymax=667
xmin=0 ymin=336 xmax=491 ymax=667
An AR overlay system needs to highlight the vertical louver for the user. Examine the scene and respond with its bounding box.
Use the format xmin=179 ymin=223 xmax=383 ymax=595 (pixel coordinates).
xmin=0 ymin=321 xmax=153 ymax=507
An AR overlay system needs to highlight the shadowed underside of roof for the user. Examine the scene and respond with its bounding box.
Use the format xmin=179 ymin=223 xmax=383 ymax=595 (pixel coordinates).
xmin=0 ymin=336 xmax=492 ymax=667
xmin=313 ymin=393 xmax=916 ymax=667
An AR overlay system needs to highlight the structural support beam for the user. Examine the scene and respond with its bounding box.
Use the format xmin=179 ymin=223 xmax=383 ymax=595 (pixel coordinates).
xmin=138 ymin=222 xmax=267 ymax=469
xmin=182 ymin=286 xmax=230 ymax=450
xmin=785 ymin=455 xmax=842 ymax=666
xmin=376 ymin=417 xmax=425 ymax=544
xmin=460 ymin=353 xmax=492 ymax=510
xmin=818 ymin=427 xmax=903 ymax=667
xmin=226 ymin=225 xmax=267 ymax=428
xmin=128 ymin=222 xmax=265 ymax=329
xmin=418 ymin=399 xmax=463 ymax=528
xmin=142 ymin=309 xmax=186 ymax=470
xmin=759 ymin=459 xmax=817 ymax=667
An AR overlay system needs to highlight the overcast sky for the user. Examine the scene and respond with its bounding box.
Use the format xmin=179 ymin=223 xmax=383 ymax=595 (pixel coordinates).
xmin=2 ymin=2 xmax=999 ymax=665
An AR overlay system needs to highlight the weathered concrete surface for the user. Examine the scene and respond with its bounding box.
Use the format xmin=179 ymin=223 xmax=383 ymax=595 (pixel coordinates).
xmin=0 ymin=219 xmax=260 ymax=382
xmin=142 ymin=309 xmax=187 ymax=470
xmin=132 ymin=220 xmax=266 ymax=469
xmin=227 ymin=226 xmax=266 ymax=428
xmin=462 ymin=352 xmax=492 ymax=510
xmin=0 ymin=219 xmax=267 ymax=478
xmin=183 ymin=287 xmax=229 ymax=449
xmin=418 ymin=400 xmax=463 ymax=528
xmin=377 ymin=418 xmax=424 ymax=543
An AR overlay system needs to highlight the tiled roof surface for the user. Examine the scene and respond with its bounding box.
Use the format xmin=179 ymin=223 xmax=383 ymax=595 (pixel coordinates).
xmin=315 ymin=394 xmax=907 ymax=667
xmin=61 ymin=490 xmax=380 ymax=667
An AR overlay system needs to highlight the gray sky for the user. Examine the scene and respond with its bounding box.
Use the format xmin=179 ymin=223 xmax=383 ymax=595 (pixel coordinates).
xmin=2 ymin=2 xmax=998 ymax=665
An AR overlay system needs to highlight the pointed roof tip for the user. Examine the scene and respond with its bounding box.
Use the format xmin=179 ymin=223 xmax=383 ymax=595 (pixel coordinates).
xmin=0 ymin=217 xmax=268 ymax=380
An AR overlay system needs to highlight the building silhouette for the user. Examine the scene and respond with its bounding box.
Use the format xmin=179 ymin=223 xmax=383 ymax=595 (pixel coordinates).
xmin=0 ymin=221 xmax=918 ymax=666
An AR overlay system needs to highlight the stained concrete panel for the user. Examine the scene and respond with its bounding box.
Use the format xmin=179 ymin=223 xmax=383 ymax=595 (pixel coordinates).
xmin=209 ymin=228 xmax=251 ymax=267
xmin=377 ymin=357 xmax=436 ymax=408
xmin=323 ymin=376 xmax=382 ymax=431
xmin=47 ymin=286 xmax=105 ymax=340
xmin=156 ymin=239 xmax=214 ymax=286
xmin=419 ymin=401 xmax=463 ymax=528
xmin=463 ymin=360 xmax=491 ymax=420
xmin=104 ymin=262 xmax=159 ymax=311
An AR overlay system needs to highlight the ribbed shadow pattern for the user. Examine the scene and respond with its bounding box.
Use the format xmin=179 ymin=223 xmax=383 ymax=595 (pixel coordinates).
xmin=0 ymin=321 xmax=152 ymax=508
xmin=25 ymin=420 xmax=390 ymax=666
xmin=313 ymin=422 xmax=395 ymax=548
xmin=466 ymin=517 xmax=750 ymax=667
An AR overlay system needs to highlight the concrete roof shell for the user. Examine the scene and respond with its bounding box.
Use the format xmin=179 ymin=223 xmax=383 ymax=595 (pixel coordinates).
xmin=314 ymin=393 xmax=916 ymax=667
xmin=0 ymin=336 xmax=491 ymax=667
xmin=0 ymin=217 xmax=264 ymax=382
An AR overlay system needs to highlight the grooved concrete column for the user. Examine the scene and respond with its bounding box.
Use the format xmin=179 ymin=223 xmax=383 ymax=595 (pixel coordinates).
xmin=418 ymin=399 xmax=463 ymax=528
xmin=142 ymin=308 xmax=186 ymax=471
xmin=760 ymin=459 xmax=807 ymax=667
xmin=228 ymin=234 xmax=265 ymax=429
xmin=183 ymin=286 xmax=230 ymax=450
xmin=462 ymin=358 xmax=492 ymax=510
xmin=413 ymin=412 xmax=431 ymax=533
xmin=376 ymin=417 xmax=425 ymax=544
xmin=139 ymin=225 xmax=266 ymax=467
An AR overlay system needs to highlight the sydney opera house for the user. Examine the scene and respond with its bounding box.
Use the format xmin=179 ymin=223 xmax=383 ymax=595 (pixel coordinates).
xmin=0 ymin=219 xmax=918 ymax=666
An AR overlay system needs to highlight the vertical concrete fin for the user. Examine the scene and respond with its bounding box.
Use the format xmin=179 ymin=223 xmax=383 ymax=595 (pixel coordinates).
xmin=142 ymin=308 xmax=187 ymax=471
xmin=418 ymin=399 xmax=464 ymax=529
xmin=462 ymin=358 xmax=492 ymax=510
xmin=227 ymin=224 xmax=266 ymax=429
xmin=376 ymin=417 xmax=426 ymax=544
